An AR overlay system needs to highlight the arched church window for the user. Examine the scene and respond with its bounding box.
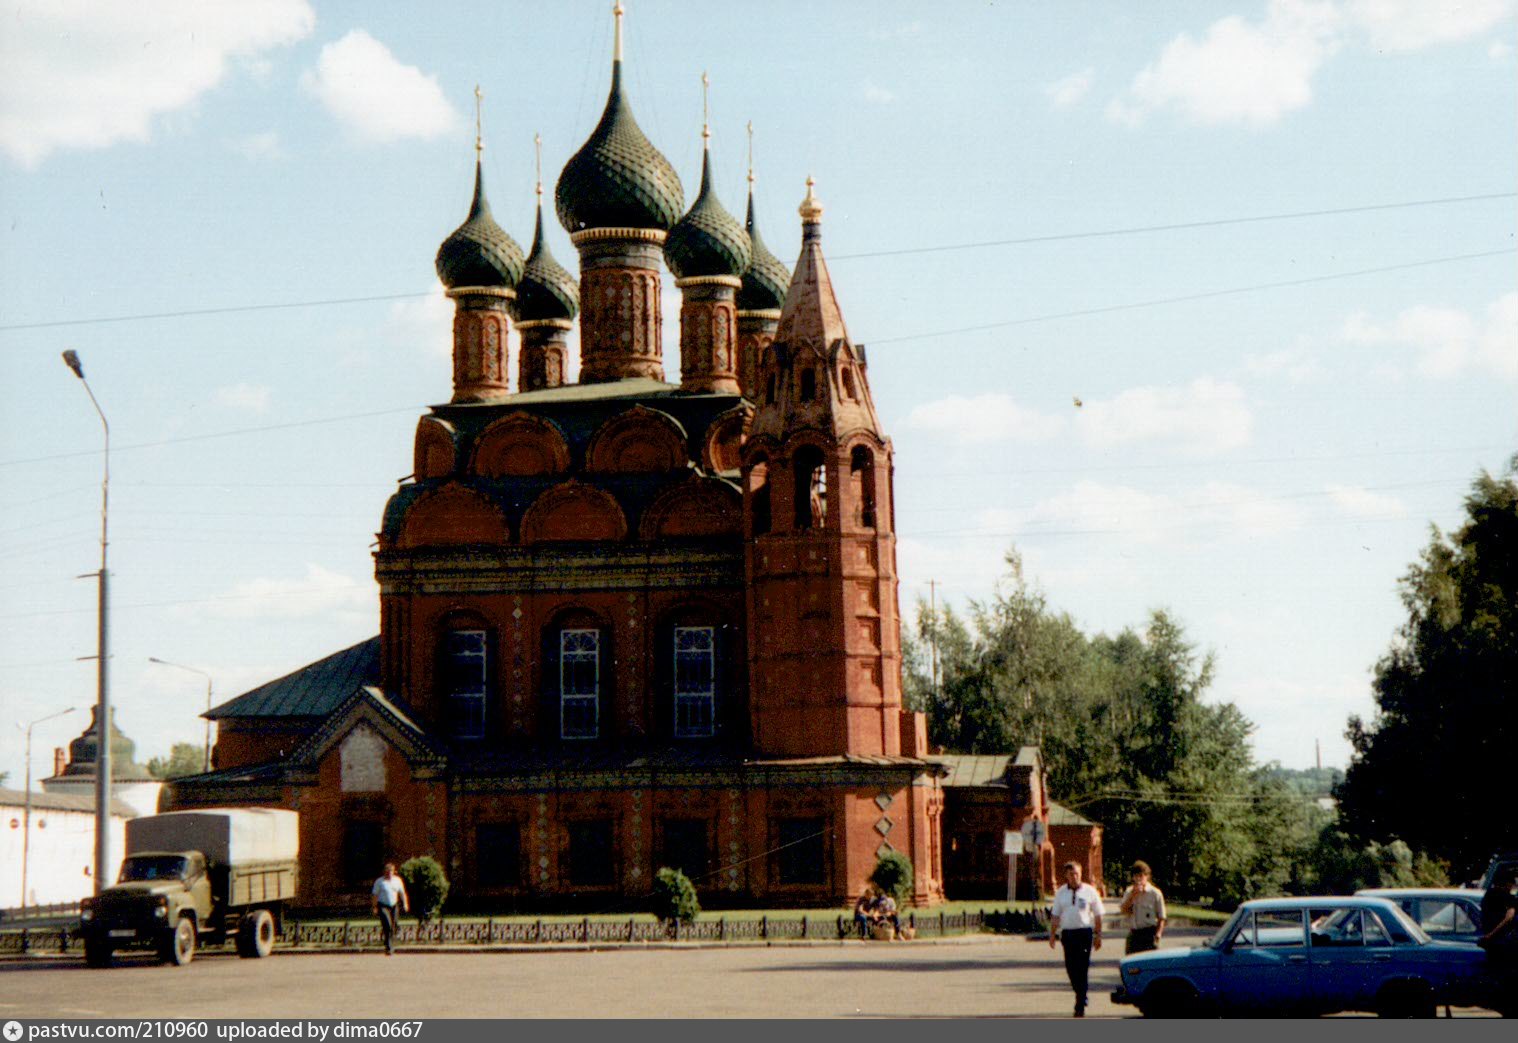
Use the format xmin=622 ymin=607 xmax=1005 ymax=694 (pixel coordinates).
xmin=850 ymin=446 xmax=876 ymax=529
xmin=794 ymin=446 xmax=826 ymax=530
xmin=560 ymin=628 xmax=600 ymax=739
xmin=673 ymin=626 xmax=716 ymax=738
xmin=440 ymin=628 xmax=488 ymax=740
xmin=750 ymin=459 xmax=772 ymax=536
xmin=799 ymin=367 xmax=816 ymax=402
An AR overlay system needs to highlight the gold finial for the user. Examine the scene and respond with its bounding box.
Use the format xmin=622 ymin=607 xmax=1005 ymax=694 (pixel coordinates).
xmin=473 ymin=84 xmax=484 ymax=156
xmin=613 ymin=1 xmax=624 ymax=63
xmin=701 ymin=71 xmax=711 ymax=145
xmin=534 ymin=132 xmax=543 ymax=201
xmin=746 ymin=121 xmax=755 ymax=186
xmin=800 ymin=175 xmax=823 ymax=224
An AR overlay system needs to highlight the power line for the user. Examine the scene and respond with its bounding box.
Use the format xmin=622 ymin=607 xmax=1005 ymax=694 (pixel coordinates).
xmin=830 ymin=191 xmax=1515 ymax=261
xmin=0 ymin=193 xmax=1508 ymax=334
xmin=867 ymin=248 xmax=1516 ymax=345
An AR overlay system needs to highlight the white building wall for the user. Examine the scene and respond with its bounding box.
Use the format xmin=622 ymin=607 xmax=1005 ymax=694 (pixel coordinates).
xmin=1 ymin=802 xmax=128 ymax=908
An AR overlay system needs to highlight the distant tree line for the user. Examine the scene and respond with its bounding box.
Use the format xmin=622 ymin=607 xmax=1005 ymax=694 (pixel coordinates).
xmin=904 ymin=549 xmax=1454 ymax=906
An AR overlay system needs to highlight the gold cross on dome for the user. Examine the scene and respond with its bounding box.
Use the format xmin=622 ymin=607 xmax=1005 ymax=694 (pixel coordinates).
xmin=473 ymin=84 xmax=483 ymax=156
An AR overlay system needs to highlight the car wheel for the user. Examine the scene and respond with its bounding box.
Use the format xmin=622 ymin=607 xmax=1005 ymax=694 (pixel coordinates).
xmin=239 ymin=909 xmax=275 ymax=958
xmin=163 ymin=917 xmax=196 ymax=967
xmin=83 ymin=939 xmax=112 ymax=968
xmin=1139 ymin=981 xmax=1202 ymax=1018
xmin=1376 ymin=982 xmax=1435 ymax=1019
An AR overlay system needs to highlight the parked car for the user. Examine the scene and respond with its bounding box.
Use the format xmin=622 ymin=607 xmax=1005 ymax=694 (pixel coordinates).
xmin=1357 ymin=888 xmax=1484 ymax=945
xmin=1480 ymin=852 xmax=1518 ymax=892
xmin=1111 ymin=896 xmax=1491 ymax=1018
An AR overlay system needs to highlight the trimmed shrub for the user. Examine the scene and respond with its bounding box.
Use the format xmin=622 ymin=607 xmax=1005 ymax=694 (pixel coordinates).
xmin=399 ymin=856 xmax=449 ymax=924
xmin=870 ymin=850 xmax=914 ymax=906
xmin=651 ymin=866 xmax=700 ymax=929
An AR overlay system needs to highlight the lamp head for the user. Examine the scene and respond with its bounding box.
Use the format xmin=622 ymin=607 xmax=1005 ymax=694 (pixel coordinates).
xmin=62 ymin=350 xmax=84 ymax=379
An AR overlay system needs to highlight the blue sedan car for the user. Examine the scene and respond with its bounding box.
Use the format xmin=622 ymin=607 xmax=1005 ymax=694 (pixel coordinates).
xmin=1112 ymin=896 xmax=1490 ymax=1018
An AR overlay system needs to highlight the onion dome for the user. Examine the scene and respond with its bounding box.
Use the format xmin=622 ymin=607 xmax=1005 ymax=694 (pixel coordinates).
xmin=435 ymin=161 xmax=525 ymax=289
xmin=554 ymin=24 xmax=684 ymax=234
xmin=664 ymin=150 xmax=751 ymax=279
xmin=738 ymin=187 xmax=790 ymax=311
xmin=515 ymin=197 xmax=580 ymax=322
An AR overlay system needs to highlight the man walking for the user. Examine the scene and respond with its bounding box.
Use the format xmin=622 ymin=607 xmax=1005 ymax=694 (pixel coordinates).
xmin=1048 ymin=860 xmax=1103 ymax=1017
xmin=371 ymin=861 xmax=409 ymax=956
xmin=1119 ymin=860 xmax=1167 ymax=954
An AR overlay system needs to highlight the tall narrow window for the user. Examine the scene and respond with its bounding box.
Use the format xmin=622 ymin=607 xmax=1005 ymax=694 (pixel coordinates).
xmin=794 ymin=447 xmax=826 ymax=529
xmin=751 ymin=460 xmax=771 ymax=536
xmin=799 ymin=367 xmax=816 ymax=402
xmin=560 ymin=628 xmax=600 ymax=739
xmin=765 ymin=373 xmax=776 ymax=405
xmin=673 ymin=626 xmax=716 ymax=738
xmin=850 ymin=446 xmax=876 ymax=528
xmin=566 ymin=820 xmax=615 ymax=886
xmin=775 ymin=817 xmax=827 ymax=885
xmin=442 ymin=629 xmax=487 ymax=739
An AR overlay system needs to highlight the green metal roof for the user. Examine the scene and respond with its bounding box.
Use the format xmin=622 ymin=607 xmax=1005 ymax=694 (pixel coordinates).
xmin=664 ymin=150 xmax=751 ymax=279
xmin=514 ymin=201 xmax=579 ymax=322
xmin=933 ymin=754 xmax=1014 ymax=788
xmin=206 ymin=636 xmax=379 ymax=719
xmin=738 ymin=188 xmax=789 ymax=312
xmin=435 ymin=162 xmax=524 ymax=290
xmin=1047 ymin=801 xmax=1098 ymax=827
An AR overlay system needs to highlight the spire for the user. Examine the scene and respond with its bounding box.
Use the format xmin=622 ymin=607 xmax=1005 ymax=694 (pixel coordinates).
xmin=474 ymin=84 xmax=484 ymax=158
xmin=614 ymin=0 xmax=624 ymax=63
xmin=738 ymin=122 xmax=789 ymax=314
xmin=775 ymin=177 xmax=847 ymax=347
xmin=516 ymin=132 xmax=579 ymax=325
xmin=663 ymin=73 xmax=750 ymax=280
xmin=435 ymin=89 xmax=524 ymax=291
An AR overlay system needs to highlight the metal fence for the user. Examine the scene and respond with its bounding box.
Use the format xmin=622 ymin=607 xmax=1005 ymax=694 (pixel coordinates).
xmin=0 ymin=908 xmax=1044 ymax=956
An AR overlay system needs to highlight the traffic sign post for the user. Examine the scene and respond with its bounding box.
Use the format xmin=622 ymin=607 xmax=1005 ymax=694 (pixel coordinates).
xmin=1003 ymin=830 xmax=1024 ymax=903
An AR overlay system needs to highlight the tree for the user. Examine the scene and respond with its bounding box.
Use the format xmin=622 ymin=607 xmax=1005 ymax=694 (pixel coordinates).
xmin=146 ymin=742 xmax=204 ymax=780
xmin=1337 ymin=464 xmax=1518 ymax=880
xmin=650 ymin=867 xmax=700 ymax=930
xmin=399 ymin=856 xmax=449 ymax=924
xmin=869 ymin=851 xmax=915 ymax=906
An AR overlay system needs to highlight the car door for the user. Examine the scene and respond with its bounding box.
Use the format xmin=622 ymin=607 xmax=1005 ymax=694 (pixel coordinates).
xmin=1308 ymin=906 xmax=1381 ymax=1013
xmin=1218 ymin=908 xmax=1312 ymax=1015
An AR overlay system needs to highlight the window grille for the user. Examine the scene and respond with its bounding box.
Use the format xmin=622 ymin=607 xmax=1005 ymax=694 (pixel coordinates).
xmin=443 ymin=629 xmax=487 ymax=739
xmin=673 ymin=626 xmax=715 ymax=737
xmin=560 ymin=628 xmax=600 ymax=739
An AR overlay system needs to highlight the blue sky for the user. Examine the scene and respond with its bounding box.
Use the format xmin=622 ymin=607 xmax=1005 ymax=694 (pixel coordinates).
xmin=1 ymin=0 xmax=1514 ymax=787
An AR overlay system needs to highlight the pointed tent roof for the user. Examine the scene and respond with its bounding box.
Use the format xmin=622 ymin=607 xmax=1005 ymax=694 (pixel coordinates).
xmin=772 ymin=179 xmax=850 ymax=351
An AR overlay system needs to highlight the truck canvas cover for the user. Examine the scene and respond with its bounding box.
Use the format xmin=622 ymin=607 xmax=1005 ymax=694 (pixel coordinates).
xmin=125 ymin=808 xmax=299 ymax=866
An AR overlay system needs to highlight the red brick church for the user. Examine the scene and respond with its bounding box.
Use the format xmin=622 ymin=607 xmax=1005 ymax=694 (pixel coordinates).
xmin=170 ymin=8 xmax=1061 ymax=909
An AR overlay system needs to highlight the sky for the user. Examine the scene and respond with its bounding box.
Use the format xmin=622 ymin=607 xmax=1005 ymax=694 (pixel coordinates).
xmin=0 ymin=0 xmax=1514 ymax=790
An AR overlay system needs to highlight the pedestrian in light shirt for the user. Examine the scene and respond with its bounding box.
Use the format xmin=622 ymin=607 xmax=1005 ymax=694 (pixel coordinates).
xmin=371 ymin=862 xmax=409 ymax=956
xmin=1048 ymin=861 xmax=1103 ymax=1017
xmin=1120 ymin=859 xmax=1167 ymax=954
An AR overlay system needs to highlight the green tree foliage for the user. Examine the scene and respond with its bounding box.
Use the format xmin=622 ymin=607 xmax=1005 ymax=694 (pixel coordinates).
xmin=1308 ymin=832 xmax=1450 ymax=893
xmin=146 ymin=742 xmax=204 ymax=780
xmin=399 ymin=856 xmax=449 ymax=924
xmin=906 ymin=551 xmax=1323 ymax=905
xmin=869 ymin=851 xmax=915 ymax=906
xmin=650 ymin=867 xmax=700 ymax=927
xmin=1336 ymin=465 xmax=1518 ymax=881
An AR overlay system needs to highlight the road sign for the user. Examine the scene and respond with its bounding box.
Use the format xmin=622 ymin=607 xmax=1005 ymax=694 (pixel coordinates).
xmin=1003 ymin=830 xmax=1024 ymax=856
xmin=1021 ymin=817 xmax=1047 ymax=849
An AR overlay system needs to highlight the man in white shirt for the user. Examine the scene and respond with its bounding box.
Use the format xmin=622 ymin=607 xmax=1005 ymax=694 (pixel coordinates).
xmin=371 ymin=862 xmax=409 ymax=956
xmin=1048 ymin=860 xmax=1103 ymax=1017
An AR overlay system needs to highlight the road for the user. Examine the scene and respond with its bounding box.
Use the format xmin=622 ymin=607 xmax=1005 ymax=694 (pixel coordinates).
xmin=0 ymin=933 xmax=1498 ymax=1019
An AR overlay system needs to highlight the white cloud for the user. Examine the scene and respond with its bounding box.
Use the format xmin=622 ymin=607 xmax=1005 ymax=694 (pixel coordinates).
xmin=1075 ymin=378 xmax=1254 ymax=454
xmin=1044 ymin=67 xmax=1095 ymax=108
xmin=905 ymin=393 xmax=1065 ymax=444
xmin=1108 ymin=0 xmax=1515 ymax=128
xmin=1492 ymin=39 xmax=1515 ymax=59
xmin=1222 ymin=673 xmax=1367 ymax=765
xmin=1341 ymin=292 xmax=1517 ymax=380
xmin=208 ymin=564 xmax=371 ymax=622
xmin=1108 ymin=0 xmax=1341 ymax=128
xmin=1326 ymin=484 xmax=1406 ymax=518
xmin=301 ymin=30 xmax=460 ymax=143
xmin=1244 ymin=344 xmax=1327 ymax=382
xmin=0 ymin=0 xmax=315 ymax=167
xmin=212 ymin=383 xmax=272 ymax=413
xmin=1014 ymin=479 xmax=1308 ymax=544
xmin=860 ymin=82 xmax=897 ymax=104
xmin=387 ymin=289 xmax=454 ymax=361
xmin=229 ymin=130 xmax=284 ymax=160
xmin=1346 ymin=0 xmax=1515 ymax=52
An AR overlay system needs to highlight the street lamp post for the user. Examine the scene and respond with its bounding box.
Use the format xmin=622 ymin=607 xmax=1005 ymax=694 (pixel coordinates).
xmin=147 ymin=657 xmax=214 ymax=772
xmin=62 ymin=349 xmax=112 ymax=895
xmin=17 ymin=707 xmax=76 ymax=914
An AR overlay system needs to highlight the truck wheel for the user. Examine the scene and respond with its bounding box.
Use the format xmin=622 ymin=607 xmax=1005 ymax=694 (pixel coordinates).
xmin=239 ymin=909 xmax=276 ymax=958
xmin=84 ymin=940 xmax=112 ymax=968
xmin=162 ymin=918 xmax=196 ymax=966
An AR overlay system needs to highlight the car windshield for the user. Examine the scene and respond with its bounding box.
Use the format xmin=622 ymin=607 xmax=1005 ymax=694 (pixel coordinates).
xmin=1379 ymin=903 xmax=1431 ymax=944
xmin=1206 ymin=908 xmax=1247 ymax=949
xmin=118 ymin=855 xmax=190 ymax=882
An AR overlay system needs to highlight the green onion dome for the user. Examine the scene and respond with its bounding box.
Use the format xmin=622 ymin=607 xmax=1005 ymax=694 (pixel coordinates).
xmin=738 ymin=188 xmax=790 ymax=311
xmin=664 ymin=150 xmax=751 ymax=279
xmin=514 ymin=201 xmax=580 ymax=322
xmin=435 ymin=162 xmax=525 ymax=290
xmin=555 ymin=62 xmax=684 ymax=234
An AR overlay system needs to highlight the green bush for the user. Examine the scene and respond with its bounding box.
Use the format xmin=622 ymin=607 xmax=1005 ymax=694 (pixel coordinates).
xmin=870 ymin=851 xmax=915 ymax=905
xmin=650 ymin=866 xmax=700 ymax=928
xmin=399 ymin=856 xmax=449 ymax=924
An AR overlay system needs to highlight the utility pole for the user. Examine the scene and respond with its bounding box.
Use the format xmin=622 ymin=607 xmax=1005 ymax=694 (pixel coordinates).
xmin=62 ymin=349 xmax=112 ymax=894
xmin=148 ymin=658 xmax=215 ymax=772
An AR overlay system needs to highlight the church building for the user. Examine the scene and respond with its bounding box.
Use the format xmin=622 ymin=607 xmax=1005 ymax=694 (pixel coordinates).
xmin=170 ymin=7 xmax=1050 ymax=909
